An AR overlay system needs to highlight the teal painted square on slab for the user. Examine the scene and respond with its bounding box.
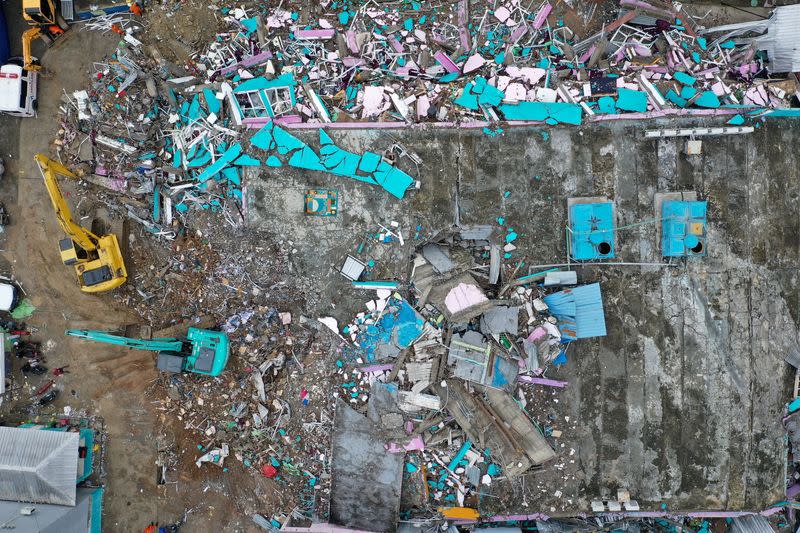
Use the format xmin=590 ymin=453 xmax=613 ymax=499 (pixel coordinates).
xmin=570 ymin=203 xmax=615 ymax=260
xmin=305 ymin=188 xmax=339 ymax=216
xmin=662 ymin=200 xmax=707 ymax=257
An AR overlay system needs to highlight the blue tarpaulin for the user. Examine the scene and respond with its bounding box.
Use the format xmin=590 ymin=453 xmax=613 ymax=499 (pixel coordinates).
xmin=355 ymin=298 xmax=425 ymax=361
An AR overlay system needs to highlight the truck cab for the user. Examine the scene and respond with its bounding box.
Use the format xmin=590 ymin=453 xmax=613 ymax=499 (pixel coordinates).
xmin=0 ymin=60 xmax=38 ymax=117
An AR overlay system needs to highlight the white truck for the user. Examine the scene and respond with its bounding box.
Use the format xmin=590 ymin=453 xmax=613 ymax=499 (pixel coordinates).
xmin=0 ymin=59 xmax=38 ymax=117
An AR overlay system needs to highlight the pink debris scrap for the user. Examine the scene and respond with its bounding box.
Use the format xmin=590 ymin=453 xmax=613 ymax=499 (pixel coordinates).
xmin=463 ymin=54 xmax=486 ymax=74
xmin=416 ymin=95 xmax=431 ymax=118
xmin=387 ymin=435 xmax=425 ymax=454
xmin=294 ymin=29 xmax=335 ymax=40
xmin=527 ymin=327 xmax=547 ymax=342
xmin=532 ymin=2 xmax=552 ymax=29
xmin=362 ymin=86 xmax=387 ymax=117
xmin=517 ymin=375 xmax=568 ymax=388
xmin=434 ymin=51 xmax=460 ymax=74
xmin=445 ymin=283 xmax=488 ymax=314
xmin=494 ymin=6 xmax=511 ymax=23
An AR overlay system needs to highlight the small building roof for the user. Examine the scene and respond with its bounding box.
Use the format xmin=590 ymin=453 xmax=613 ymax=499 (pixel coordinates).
xmin=0 ymin=487 xmax=102 ymax=533
xmin=0 ymin=426 xmax=79 ymax=506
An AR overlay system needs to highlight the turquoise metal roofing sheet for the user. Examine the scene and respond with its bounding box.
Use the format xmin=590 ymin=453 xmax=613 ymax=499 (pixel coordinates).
xmin=543 ymin=283 xmax=607 ymax=340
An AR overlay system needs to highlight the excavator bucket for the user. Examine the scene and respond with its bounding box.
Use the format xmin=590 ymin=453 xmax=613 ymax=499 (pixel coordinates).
xmin=35 ymin=154 xmax=127 ymax=293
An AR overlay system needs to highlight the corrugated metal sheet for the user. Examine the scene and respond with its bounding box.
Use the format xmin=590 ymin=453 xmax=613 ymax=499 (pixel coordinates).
xmin=730 ymin=515 xmax=775 ymax=533
xmin=0 ymin=426 xmax=78 ymax=506
xmin=543 ymin=283 xmax=607 ymax=340
xmin=785 ymin=344 xmax=800 ymax=369
xmin=701 ymin=5 xmax=799 ymax=73
xmin=762 ymin=5 xmax=800 ymax=73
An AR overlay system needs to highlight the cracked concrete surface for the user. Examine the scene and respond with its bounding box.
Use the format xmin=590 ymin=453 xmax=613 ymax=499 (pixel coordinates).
xmin=247 ymin=120 xmax=797 ymax=512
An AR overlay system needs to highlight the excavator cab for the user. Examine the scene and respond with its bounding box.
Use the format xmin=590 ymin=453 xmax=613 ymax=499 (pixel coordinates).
xmin=20 ymin=0 xmax=69 ymax=72
xmin=59 ymin=235 xmax=122 ymax=288
xmin=34 ymin=154 xmax=127 ymax=293
xmin=22 ymin=0 xmax=63 ymax=26
xmin=59 ymin=237 xmax=86 ymax=265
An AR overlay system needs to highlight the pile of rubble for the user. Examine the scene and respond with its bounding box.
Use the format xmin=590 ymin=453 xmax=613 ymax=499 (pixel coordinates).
xmin=53 ymin=0 xmax=800 ymax=243
xmin=44 ymin=0 xmax=800 ymax=526
xmin=309 ymin=224 xmax=605 ymax=524
xmin=50 ymin=1 xmax=800 ymax=330
xmin=151 ymin=311 xmax=339 ymax=519
xmin=160 ymin=0 xmax=800 ymax=126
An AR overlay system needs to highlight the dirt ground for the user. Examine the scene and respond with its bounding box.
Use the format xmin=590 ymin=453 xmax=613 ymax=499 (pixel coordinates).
xmin=2 ymin=28 xmax=262 ymax=532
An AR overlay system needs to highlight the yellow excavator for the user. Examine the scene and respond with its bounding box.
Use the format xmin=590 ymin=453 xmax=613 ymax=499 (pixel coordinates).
xmin=35 ymin=154 xmax=128 ymax=293
xmin=21 ymin=0 xmax=69 ymax=71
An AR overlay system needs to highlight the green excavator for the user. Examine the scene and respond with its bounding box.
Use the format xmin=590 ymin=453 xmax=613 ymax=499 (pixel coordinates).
xmin=66 ymin=327 xmax=230 ymax=377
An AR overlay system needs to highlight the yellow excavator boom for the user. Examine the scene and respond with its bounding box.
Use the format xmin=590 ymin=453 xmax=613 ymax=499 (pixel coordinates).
xmin=21 ymin=0 xmax=69 ymax=72
xmin=21 ymin=28 xmax=44 ymax=72
xmin=34 ymin=154 xmax=127 ymax=293
xmin=35 ymin=154 xmax=98 ymax=250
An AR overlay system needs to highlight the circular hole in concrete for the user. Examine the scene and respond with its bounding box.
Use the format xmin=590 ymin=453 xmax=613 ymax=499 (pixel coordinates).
xmin=690 ymin=241 xmax=704 ymax=254
xmin=597 ymin=242 xmax=611 ymax=255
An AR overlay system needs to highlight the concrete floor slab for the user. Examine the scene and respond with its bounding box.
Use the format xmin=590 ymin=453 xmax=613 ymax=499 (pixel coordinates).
xmin=247 ymin=121 xmax=798 ymax=512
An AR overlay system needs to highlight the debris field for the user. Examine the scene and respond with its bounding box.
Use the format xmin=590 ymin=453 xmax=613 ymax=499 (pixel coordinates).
xmin=7 ymin=0 xmax=800 ymax=531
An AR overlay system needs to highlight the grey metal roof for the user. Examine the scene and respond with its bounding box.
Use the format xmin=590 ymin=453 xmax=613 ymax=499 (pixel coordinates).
xmin=761 ymin=5 xmax=800 ymax=73
xmin=0 ymin=427 xmax=78 ymax=506
xmin=701 ymin=4 xmax=800 ymax=73
xmin=0 ymin=487 xmax=99 ymax=533
xmin=730 ymin=515 xmax=775 ymax=533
